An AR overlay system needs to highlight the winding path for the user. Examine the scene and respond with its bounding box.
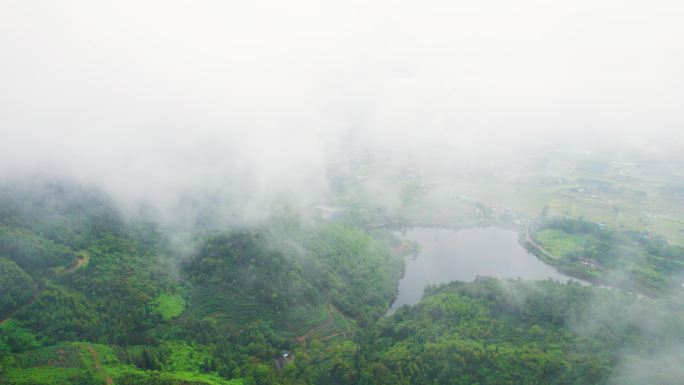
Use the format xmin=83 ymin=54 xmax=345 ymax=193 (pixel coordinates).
xmin=86 ymin=345 xmax=113 ymax=385
xmin=61 ymin=254 xmax=89 ymax=274
xmin=1 ymin=255 xmax=88 ymax=325
xmin=524 ymin=229 xmax=559 ymax=260
xmin=0 ymin=291 xmax=40 ymax=325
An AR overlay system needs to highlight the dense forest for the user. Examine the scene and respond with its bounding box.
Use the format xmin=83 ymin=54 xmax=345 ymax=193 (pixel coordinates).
xmin=2 ymin=180 xmax=684 ymax=384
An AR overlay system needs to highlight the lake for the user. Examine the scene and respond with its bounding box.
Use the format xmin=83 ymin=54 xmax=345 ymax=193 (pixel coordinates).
xmin=387 ymin=226 xmax=578 ymax=314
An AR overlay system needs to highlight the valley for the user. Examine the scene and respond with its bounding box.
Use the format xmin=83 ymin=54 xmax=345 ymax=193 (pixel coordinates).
xmin=1 ymin=152 xmax=683 ymax=384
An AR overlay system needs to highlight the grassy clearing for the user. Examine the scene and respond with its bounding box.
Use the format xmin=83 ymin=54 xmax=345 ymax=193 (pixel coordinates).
xmin=110 ymin=369 xmax=244 ymax=385
xmin=160 ymin=371 xmax=241 ymax=385
xmin=534 ymin=229 xmax=590 ymax=258
xmin=4 ymin=367 xmax=85 ymax=385
xmin=153 ymin=293 xmax=186 ymax=320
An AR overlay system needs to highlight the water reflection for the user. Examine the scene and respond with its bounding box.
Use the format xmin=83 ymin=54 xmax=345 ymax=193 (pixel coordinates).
xmin=388 ymin=227 xmax=577 ymax=314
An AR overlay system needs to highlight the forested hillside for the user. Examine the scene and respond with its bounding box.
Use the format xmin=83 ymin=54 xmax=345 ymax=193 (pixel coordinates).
xmin=361 ymin=279 xmax=684 ymax=385
xmin=2 ymin=179 xmax=684 ymax=384
xmin=0 ymin=179 xmax=405 ymax=384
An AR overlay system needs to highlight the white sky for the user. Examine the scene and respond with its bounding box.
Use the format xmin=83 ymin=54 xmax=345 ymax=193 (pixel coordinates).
xmin=1 ymin=0 xmax=683 ymax=212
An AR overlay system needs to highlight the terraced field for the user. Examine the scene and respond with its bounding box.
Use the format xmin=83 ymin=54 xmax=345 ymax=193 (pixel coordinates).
xmin=284 ymin=305 xmax=328 ymax=336
xmin=289 ymin=304 xmax=355 ymax=341
xmin=193 ymin=287 xmax=355 ymax=341
xmin=14 ymin=343 xmax=84 ymax=368
xmin=193 ymin=287 xmax=277 ymax=325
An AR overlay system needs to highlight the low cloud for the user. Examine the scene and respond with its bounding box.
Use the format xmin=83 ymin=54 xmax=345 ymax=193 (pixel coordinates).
xmin=1 ymin=0 xmax=682 ymax=220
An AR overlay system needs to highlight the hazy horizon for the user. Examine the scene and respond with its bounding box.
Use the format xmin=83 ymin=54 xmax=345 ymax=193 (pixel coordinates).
xmin=2 ymin=1 xmax=683 ymax=218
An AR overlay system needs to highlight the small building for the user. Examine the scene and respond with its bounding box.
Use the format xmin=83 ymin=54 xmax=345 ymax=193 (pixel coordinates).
xmin=274 ymin=351 xmax=294 ymax=370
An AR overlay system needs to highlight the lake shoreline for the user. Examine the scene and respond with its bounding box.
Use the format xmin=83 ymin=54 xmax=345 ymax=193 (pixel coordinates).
xmin=385 ymin=225 xmax=578 ymax=315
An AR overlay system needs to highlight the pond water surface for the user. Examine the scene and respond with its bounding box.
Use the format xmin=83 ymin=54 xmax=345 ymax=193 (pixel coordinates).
xmin=388 ymin=227 xmax=577 ymax=314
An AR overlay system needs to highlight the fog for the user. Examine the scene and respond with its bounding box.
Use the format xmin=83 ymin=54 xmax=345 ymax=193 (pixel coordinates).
xmin=2 ymin=2 xmax=684 ymax=382
xmin=1 ymin=0 xmax=683 ymax=219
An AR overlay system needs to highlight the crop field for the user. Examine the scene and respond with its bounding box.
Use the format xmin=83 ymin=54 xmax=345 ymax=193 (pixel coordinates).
xmin=284 ymin=305 xmax=329 ymax=335
xmin=287 ymin=304 xmax=354 ymax=340
xmin=14 ymin=344 xmax=84 ymax=368
xmin=4 ymin=367 xmax=85 ymax=385
xmin=193 ymin=287 xmax=354 ymax=340
xmin=403 ymin=161 xmax=684 ymax=245
xmin=193 ymin=287 xmax=277 ymax=325
xmin=4 ymin=343 xmax=117 ymax=385
xmin=344 ymin=154 xmax=684 ymax=246
xmin=6 ymin=342 xmax=242 ymax=385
